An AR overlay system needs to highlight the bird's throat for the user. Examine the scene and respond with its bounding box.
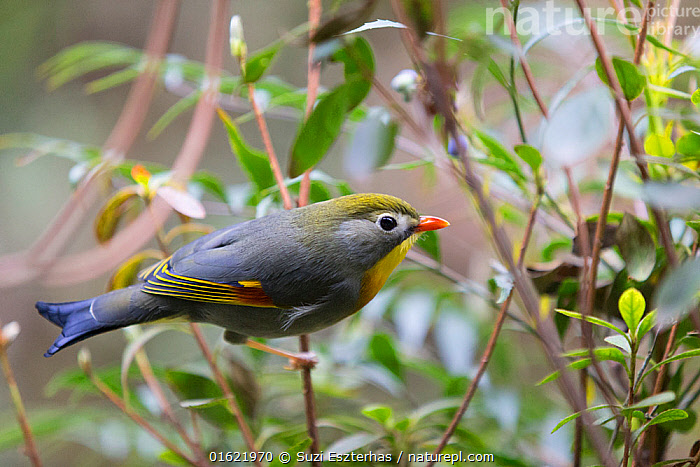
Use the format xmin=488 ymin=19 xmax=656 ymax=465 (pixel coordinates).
xmin=357 ymin=234 xmax=418 ymax=309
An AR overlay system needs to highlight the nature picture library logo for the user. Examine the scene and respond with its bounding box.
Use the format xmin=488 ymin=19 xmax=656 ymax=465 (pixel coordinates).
xmin=485 ymin=0 xmax=700 ymax=38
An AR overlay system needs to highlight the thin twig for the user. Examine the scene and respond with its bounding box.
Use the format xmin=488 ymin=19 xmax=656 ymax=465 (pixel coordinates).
xmin=565 ymin=166 xmax=594 ymax=467
xmin=246 ymin=83 xmax=293 ymax=210
xmin=623 ymin=340 xmax=637 ymax=467
xmin=189 ymin=324 xmax=260 ymax=465
xmin=633 ymin=322 xmax=680 ymax=464
xmin=0 ymin=324 xmax=42 ymax=467
xmin=572 ymin=0 xmax=677 ymax=270
xmin=0 ymin=0 xmax=179 ymax=288
xmin=298 ymin=0 xmax=322 ymax=205
xmin=294 ymin=2 xmax=323 ymax=465
xmin=498 ymin=0 xmax=549 ymax=118
xmin=390 ymin=3 xmax=617 ymax=465
xmin=134 ymin=349 xmax=205 ymax=462
xmin=81 ymin=354 xmax=200 ymax=466
xmin=585 ymin=0 xmax=654 ymax=324
xmin=429 ymin=195 xmax=541 ymax=463
xmin=29 ymin=0 xmax=227 ymax=285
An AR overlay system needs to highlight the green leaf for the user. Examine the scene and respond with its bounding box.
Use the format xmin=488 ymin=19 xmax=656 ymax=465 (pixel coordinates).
xmin=85 ymin=66 xmax=140 ymax=94
xmin=626 ymin=391 xmax=676 ymax=411
xmin=343 ymin=107 xmax=398 ymax=178
xmin=646 ymin=409 xmax=688 ymax=427
xmin=645 ymin=35 xmax=689 ymax=58
xmin=604 ymin=335 xmax=632 ymax=354
xmin=269 ymin=439 xmax=312 ymax=467
xmin=551 ymin=404 xmax=610 ymax=433
xmin=615 ymin=214 xmax=656 ymax=282
xmin=648 ymin=84 xmax=693 ymax=100
xmin=158 ymin=450 xmax=189 ymax=466
xmin=676 ymin=133 xmax=700 ymax=157
xmin=692 ymin=89 xmax=700 ymax=108
xmin=679 ymin=335 xmax=700 ymax=349
xmin=333 ymin=37 xmax=374 ymax=95
xmin=325 ymin=433 xmax=381 ymax=456
xmin=107 ymin=250 xmax=163 ymax=291
xmin=289 ymin=84 xmax=351 ymax=177
xmin=166 ymin=370 xmax=237 ymax=429
xmin=474 ymin=130 xmax=525 ymax=185
xmin=687 ymin=220 xmax=700 ymax=236
xmin=289 ymin=39 xmax=374 ymax=179
xmin=94 ymin=186 xmax=142 ymax=243
xmin=369 ymin=333 xmax=403 ymax=380
xmin=486 ymin=58 xmax=509 ymax=89
xmin=655 ymin=258 xmax=700 ymax=328
xmin=619 ymin=287 xmax=646 ymax=334
xmin=0 ymin=133 xmax=102 ymax=165
xmin=361 ymin=405 xmax=392 ymax=424
xmin=555 ymin=309 xmax=626 ymax=335
xmin=148 ymin=90 xmax=201 ymax=140
xmin=542 ymin=238 xmax=572 ymax=261
xmin=416 ymin=230 xmax=440 ymax=262
xmin=513 ymin=144 xmax=543 ymax=172
xmin=39 ymin=41 xmax=141 ymax=90
xmin=0 ymin=409 xmax=95 ymax=451
xmin=217 ymin=109 xmax=274 ymax=192
xmin=563 ymin=347 xmax=628 ymax=365
xmin=190 ymin=170 xmax=228 ymax=202
xmin=636 ymin=310 xmax=656 ymax=342
xmin=409 ymin=398 xmax=462 ymax=425
xmin=644 ymin=134 xmax=675 ymax=158
xmin=179 ymin=397 xmax=227 ymax=409
xmin=595 ymin=57 xmax=646 ymax=101
xmin=243 ymin=42 xmax=282 ymax=83
xmin=538 ymin=358 xmax=592 ymax=385
xmin=642 ymin=349 xmax=700 ymax=382
xmin=120 ymin=325 xmax=176 ymax=401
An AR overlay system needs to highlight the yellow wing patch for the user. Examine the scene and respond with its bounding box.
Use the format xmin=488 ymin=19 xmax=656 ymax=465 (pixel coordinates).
xmin=142 ymin=259 xmax=275 ymax=307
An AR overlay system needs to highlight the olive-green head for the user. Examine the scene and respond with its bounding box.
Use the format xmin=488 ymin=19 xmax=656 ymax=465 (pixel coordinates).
xmin=293 ymin=193 xmax=449 ymax=272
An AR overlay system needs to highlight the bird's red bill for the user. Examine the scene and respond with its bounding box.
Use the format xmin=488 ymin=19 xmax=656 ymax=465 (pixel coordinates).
xmin=415 ymin=216 xmax=450 ymax=232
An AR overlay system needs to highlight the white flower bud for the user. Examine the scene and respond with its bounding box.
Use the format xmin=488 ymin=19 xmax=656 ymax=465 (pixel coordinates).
xmin=390 ymin=69 xmax=419 ymax=102
xmin=78 ymin=348 xmax=92 ymax=373
xmin=229 ymin=15 xmax=247 ymax=60
xmin=1 ymin=322 xmax=20 ymax=346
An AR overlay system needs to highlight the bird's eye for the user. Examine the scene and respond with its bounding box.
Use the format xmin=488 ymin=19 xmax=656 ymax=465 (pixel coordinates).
xmin=379 ymin=216 xmax=397 ymax=231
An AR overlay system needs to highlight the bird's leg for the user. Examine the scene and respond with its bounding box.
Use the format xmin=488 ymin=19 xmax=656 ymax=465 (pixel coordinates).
xmin=245 ymin=339 xmax=318 ymax=370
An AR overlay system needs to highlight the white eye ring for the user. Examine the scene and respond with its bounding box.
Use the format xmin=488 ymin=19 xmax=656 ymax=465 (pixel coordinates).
xmin=377 ymin=214 xmax=398 ymax=231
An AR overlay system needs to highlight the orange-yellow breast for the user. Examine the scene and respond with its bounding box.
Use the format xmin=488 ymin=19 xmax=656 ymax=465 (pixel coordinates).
xmin=357 ymin=235 xmax=418 ymax=309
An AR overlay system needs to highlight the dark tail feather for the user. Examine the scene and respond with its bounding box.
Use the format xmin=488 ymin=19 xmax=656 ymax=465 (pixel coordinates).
xmin=36 ymin=299 xmax=118 ymax=357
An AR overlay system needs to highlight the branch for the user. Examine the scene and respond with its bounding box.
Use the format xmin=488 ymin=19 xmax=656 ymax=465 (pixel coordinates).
xmin=429 ymin=194 xmax=541 ymax=463
xmin=498 ymin=0 xmax=549 ymax=118
xmin=188 ymin=324 xmax=260 ymax=465
xmin=79 ymin=350 xmax=203 ymax=466
xmin=0 ymin=0 xmax=179 ymax=288
xmin=246 ymin=83 xmax=294 ymax=210
xmin=585 ymin=0 xmax=654 ymax=323
xmin=28 ymin=0 xmax=227 ymax=286
xmin=133 ymin=348 xmax=206 ymax=462
xmin=390 ymin=3 xmax=616 ymax=465
xmin=0 ymin=322 xmax=42 ymax=467
xmin=295 ymin=1 xmax=323 ymax=465
xmin=572 ymin=0 xmax=677 ymax=269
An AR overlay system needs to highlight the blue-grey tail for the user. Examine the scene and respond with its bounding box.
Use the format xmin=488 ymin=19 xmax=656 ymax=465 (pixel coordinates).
xmin=36 ymin=299 xmax=118 ymax=357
